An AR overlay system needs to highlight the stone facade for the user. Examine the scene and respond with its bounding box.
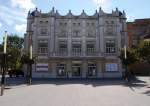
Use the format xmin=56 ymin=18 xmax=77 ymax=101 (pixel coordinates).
xmin=24 ymin=7 xmax=127 ymax=78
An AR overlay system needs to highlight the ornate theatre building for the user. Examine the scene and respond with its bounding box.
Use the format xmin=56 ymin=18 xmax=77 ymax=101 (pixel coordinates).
xmin=24 ymin=7 xmax=127 ymax=78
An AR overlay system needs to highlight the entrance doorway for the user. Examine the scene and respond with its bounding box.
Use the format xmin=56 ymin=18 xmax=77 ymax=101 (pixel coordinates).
xmin=87 ymin=63 xmax=97 ymax=77
xmin=56 ymin=64 xmax=66 ymax=77
xmin=72 ymin=64 xmax=81 ymax=78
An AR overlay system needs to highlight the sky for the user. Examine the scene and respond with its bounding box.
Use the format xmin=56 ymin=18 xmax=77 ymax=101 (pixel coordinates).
xmin=0 ymin=0 xmax=150 ymax=42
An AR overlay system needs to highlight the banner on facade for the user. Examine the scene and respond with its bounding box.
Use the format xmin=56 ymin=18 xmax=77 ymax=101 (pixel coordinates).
xmin=105 ymin=63 xmax=118 ymax=72
xmin=36 ymin=63 xmax=48 ymax=72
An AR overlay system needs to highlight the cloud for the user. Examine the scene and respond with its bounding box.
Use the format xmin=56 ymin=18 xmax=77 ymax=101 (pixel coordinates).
xmin=0 ymin=5 xmax=26 ymax=17
xmin=92 ymin=0 xmax=112 ymax=10
xmin=0 ymin=11 xmax=26 ymax=26
xmin=11 ymin=0 xmax=36 ymax=11
xmin=126 ymin=14 xmax=136 ymax=22
xmin=0 ymin=22 xmax=2 ymax=28
xmin=0 ymin=5 xmax=26 ymax=26
xmin=15 ymin=24 xmax=26 ymax=33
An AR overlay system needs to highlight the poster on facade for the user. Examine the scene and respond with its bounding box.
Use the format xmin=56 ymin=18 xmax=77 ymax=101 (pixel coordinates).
xmin=105 ymin=63 xmax=118 ymax=72
xmin=36 ymin=63 xmax=48 ymax=72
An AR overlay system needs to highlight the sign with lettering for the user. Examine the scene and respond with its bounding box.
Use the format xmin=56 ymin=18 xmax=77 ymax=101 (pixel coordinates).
xmin=36 ymin=63 xmax=48 ymax=72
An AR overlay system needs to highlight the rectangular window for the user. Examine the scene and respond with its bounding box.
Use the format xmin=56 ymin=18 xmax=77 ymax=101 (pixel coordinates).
xmin=38 ymin=40 xmax=48 ymax=55
xmin=105 ymin=63 xmax=118 ymax=72
xmin=106 ymin=40 xmax=116 ymax=53
xmin=58 ymin=41 xmax=67 ymax=55
xmin=106 ymin=25 xmax=113 ymax=35
xmin=144 ymin=41 xmax=150 ymax=46
xmin=40 ymin=28 xmax=47 ymax=35
xmin=72 ymin=42 xmax=81 ymax=56
xmin=87 ymin=30 xmax=96 ymax=37
xmin=59 ymin=30 xmax=67 ymax=37
xmin=87 ymin=42 xmax=96 ymax=55
xmin=73 ymin=30 xmax=80 ymax=37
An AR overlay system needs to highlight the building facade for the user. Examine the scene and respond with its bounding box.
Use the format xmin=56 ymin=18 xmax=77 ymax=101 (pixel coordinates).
xmin=127 ymin=19 xmax=150 ymax=47
xmin=24 ymin=7 xmax=127 ymax=78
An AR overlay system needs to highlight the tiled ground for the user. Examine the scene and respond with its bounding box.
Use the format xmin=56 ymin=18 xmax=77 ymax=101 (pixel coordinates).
xmin=0 ymin=77 xmax=150 ymax=106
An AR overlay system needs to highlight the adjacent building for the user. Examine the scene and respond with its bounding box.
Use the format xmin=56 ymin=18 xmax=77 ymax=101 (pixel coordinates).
xmin=24 ymin=7 xmax=127 ymax=78
xmin=127 ymin=18 xmax=150 ymax=47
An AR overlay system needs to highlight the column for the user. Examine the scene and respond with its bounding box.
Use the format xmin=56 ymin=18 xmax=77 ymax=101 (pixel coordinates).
xmin=82 ymin=60 xmax=87 ymax=78
xmin=50 ymin=18 xmax=55 ymax=56
xmin=97 ymin=61 xmax=102 ymax=78
xmin=82 ymin=20 xmax=86 ymax=56
xmin=68 ymin=19 xmax=72 ymax=57
xmin=51 ymin=62 xmax=57 ymax=78
xmin=67 ymin=60 xmax=72 ymax=78
xmin=96 ymin=21 xmax=100 ymax=56
xmin=99 ymin=18 xmax=104 ymax=56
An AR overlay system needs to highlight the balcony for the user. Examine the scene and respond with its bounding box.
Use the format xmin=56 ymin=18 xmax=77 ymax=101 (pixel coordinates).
xmin=55 ymin=51 xmax=68 ymax=56
xmin=72 ymin=48 xmax=82 ymax=56
xmin=103 ymin=53 xmax=117 ymax=56
xmin=86 ymin=48 xmax=97 ymax=56
xmin=38 ymin=48 xmax=48 ymax=55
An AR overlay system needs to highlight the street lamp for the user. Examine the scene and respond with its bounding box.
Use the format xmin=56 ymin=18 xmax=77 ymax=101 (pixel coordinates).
xmin=27 ymin=31 xmax=33 ymax=85
xmin=1 ymin=31 xmax=8 ymax=96
xmin=124 ymin=45 xmax=129 ymax=82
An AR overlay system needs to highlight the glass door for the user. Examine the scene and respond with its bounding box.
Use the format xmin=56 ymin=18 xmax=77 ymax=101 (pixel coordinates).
xmin=87 ymin=63 xmax=97 ymax=77
xmin=72 ymin=64 xmax=81 ymax=77
xmin=57 ymin=64 xmax=66 ymax=77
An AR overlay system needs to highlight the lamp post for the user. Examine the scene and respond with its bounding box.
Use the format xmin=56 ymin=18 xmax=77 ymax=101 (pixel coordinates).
xmin=27 ymin=31 xmax=33 ymax=85
xmin=1 ymin=31 xmax=8 ymax=96
xmin=124 ymin=45 xmax=129 ymax=82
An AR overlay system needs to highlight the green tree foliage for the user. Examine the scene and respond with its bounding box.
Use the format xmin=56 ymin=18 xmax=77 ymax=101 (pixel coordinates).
xmin=0 ymin=34 xmax=24 ymax=70
xmin=138 ymin=40 xmax=150 ymax=64
xmin=119 ymin=48 xmax=138 ymax=66
xmin=21 ymin=51 xmax=35 ymax=64
xmin=7 ymin=35 xmax=24 ymax=49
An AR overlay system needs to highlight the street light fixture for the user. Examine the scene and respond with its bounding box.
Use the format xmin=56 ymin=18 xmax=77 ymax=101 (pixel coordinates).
xmin=27 ymin=30 xmax=33 ymax=85
xmin=1 ymin=31 xmax=8 ymax=96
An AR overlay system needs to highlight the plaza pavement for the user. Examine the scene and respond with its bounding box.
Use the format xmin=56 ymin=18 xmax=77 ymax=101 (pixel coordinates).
xmin=0 ymin=77 xmax=150 ymax=106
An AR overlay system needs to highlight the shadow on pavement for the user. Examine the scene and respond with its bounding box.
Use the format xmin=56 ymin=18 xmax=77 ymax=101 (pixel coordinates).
xmin=142 ymin=90 xmax=150 ymax=96
xmin=5 ymin=77 xmax=26 ymax=88
xmin=122 ymin=76 xmax=149 ymax=94
xmin=123 ymin=76 xmax=147 ymax=87
xmin=5 ymin=77 xmax=126 ymax=87
xmin=31 ymin=78 xmax=126 ymax=87
xmin=4 ymin=76 xmax=149 ymax=89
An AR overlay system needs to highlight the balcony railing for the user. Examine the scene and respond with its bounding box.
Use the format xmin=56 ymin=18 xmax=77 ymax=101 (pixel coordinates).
xmin=104 ymin=53 xmax=117 ymax=56
xmin=86 ymin=48 xmax=97 ymax=56
xmin=72 ymin=48 xmax=82 ymax=56
xmin=37 ymin=52 xmax=118 ymax=57
xmin=55 ymin=51 xmax=68 ymax=56
xmin=38 ymin=48 xmax=48 ymax=56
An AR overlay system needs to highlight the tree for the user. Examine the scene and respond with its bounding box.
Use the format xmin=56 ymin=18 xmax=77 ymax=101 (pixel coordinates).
xmin=138 ymin=40 xmax=150 ymax=64
xmin=21 ymin=51 xmax=35 ymax=64
xmin=119 ymin=48 xmax=139 ymax=80
xmin=0 ymin=34 xmax=24 ymax=71
xmin=119 ymin=48 xmax=138 ymax=66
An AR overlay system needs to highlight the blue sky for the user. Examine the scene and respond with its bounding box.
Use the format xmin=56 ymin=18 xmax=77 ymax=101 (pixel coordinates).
xmin=0 ymin=0 xmax=150 ymax=42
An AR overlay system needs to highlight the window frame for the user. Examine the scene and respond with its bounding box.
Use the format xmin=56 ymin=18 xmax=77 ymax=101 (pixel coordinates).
xmin=105 ymin=40 xmax=116 ymax=54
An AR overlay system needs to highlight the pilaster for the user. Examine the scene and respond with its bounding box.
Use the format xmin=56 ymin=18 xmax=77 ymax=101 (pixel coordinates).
xmin=82 ymin=60 xmax=87 ymax=78
xmin=67 ymin=60 xmax=72 ymax=78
